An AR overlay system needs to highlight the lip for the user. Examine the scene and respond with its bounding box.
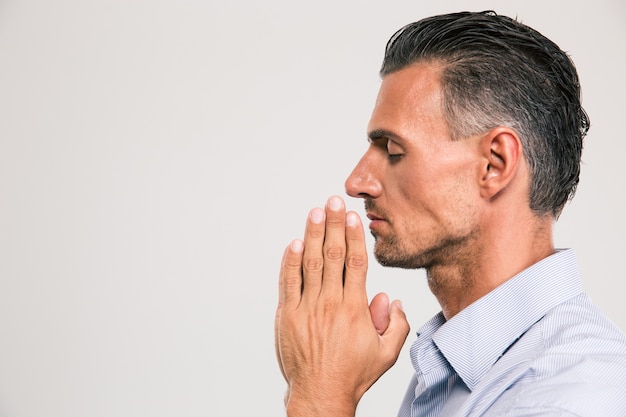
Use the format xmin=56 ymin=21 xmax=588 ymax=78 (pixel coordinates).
xmin=366 ymin=212 xmax=383 ymax=221
xmin=366 ymin=212 xmax=385 ymax=229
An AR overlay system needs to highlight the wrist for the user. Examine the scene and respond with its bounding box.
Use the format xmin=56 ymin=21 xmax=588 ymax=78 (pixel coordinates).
xmin=285 ymin=387 xmax=357 ymax=417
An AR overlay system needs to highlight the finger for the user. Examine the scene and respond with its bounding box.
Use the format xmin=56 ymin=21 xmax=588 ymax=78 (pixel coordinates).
xmin=274 ymin=311 xmax=286 ymax=381
xmin=368 ymin=292 xmax=390 ymax=335
xmin=277 ymin=245 xmax=289 ymax=307
xmin=281 ymin=239 xmax=305 ymax=309
xmin=380 ymin=300 xmax=410 ymax=366
xmin=301 ymin=207 xmax=325 ymax=304
xmin=275 ymin=246 xmax=289 ymax=381
xmin=343 ymin=210 xmax=368 ymax=300
xmin=320 ymin=196 xmax=347 ymax=297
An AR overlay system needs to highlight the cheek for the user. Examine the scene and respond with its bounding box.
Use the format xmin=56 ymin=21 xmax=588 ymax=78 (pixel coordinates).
xmin=440 ymin=176 xmax=479 ymax=231
xmin=402 ymin=169 xmax=476 ymax=226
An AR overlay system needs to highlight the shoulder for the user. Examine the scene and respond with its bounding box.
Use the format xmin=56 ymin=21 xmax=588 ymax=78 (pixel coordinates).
xmin=488 ymin=293 xmax=626 ymax=416
xmin=538 ymin=293 xmax=626 ymax=355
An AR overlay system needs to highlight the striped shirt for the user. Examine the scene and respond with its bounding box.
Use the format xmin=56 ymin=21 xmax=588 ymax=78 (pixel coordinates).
xmin=397 ymin=249 xmax=626 ymax=417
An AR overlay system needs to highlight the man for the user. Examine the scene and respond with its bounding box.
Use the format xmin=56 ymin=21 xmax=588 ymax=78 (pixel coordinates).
xmin=274 ymin=10 xmax=626 ymax=417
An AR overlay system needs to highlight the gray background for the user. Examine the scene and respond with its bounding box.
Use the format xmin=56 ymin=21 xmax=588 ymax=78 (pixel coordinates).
xmin=0 ymin=0 xmax=624 ymax=416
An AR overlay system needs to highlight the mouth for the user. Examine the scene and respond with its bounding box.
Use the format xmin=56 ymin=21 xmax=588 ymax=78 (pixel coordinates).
xmin=364 ymin=200 xmax=386 ymax=230
xmin=366 ymin=212 xmax=386 ymax=231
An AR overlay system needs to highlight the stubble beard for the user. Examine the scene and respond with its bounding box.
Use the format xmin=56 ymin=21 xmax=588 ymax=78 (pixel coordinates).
xmin=371 ymin=229 xmax=474 ymax=271
xmin=365 ymin=198 xmax=473 ymax=270
xmin=372 ymin=231 xmax=430 ymax=269
xmin=365 ymin=198 xmax=433 ymax=269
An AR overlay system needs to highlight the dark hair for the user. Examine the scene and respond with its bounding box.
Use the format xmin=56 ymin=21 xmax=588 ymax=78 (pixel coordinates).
xmin=381 ymin=10 xmax=589 ymax=218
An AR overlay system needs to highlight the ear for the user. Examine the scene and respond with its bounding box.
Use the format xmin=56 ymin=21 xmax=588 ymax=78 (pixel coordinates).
xmin=479 ymin=127 xmax=523 ymax=199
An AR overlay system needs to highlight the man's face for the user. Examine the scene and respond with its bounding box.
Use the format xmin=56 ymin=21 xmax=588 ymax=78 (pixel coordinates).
xmin=345 ymin=62 xmax=484 ymax=269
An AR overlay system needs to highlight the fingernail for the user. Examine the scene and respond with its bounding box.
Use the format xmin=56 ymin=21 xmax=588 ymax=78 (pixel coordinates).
xmin=310 ymin=208 xmax=324 ymax=224
xmin=346 ymin=211 xmax=359 ymax=227
xmin=328 ymin=196 xmax=343 ymax=211
xmin=290 ymin=239 xmax=303 ymax=252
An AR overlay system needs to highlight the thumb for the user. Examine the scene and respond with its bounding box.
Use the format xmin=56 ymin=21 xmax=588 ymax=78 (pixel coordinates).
xmin=380 ymin=300 xmax=410 ymax=360
xmin=369 ymin=292 xmax=390 ymax=335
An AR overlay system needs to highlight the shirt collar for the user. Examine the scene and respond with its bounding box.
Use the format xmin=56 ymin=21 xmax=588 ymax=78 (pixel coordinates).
xmin=431 ymin=249 xmax=583 ymax=391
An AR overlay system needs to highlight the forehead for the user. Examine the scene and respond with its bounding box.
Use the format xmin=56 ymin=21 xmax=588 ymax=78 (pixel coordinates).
xmin=367 ymin=62 xmax=447 ymax=139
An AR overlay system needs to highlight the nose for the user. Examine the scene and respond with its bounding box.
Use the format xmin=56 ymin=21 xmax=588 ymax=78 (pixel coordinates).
xmin=345 ymin=151 xmax=382 ymax=199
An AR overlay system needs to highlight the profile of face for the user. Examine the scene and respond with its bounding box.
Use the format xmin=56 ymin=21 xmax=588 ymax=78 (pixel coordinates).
xmin=345 ymin=62 xmax=485 ymax=270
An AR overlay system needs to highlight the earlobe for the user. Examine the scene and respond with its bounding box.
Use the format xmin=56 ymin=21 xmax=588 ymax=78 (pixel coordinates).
xmin=479 ymin=127 xmax=522 ymax=199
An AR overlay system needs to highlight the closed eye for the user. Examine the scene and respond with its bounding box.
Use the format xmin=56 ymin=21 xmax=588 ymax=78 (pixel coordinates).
xmin=387 ymin=139 xmax=404 ymax=162
xmin=368 ymin=129 xmax=405 ymax=162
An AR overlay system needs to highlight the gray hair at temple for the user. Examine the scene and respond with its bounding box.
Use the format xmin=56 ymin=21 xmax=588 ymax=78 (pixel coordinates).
xmin=381 ymin=10 xmax=589 ymax=218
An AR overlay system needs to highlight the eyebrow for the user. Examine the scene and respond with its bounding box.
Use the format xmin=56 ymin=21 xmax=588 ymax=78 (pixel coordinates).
xmin=368 ymin=129 xmax=402 ymax=143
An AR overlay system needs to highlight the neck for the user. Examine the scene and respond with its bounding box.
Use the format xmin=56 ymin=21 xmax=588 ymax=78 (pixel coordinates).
xmin=427 ymin=213 xmax=555 ymax=320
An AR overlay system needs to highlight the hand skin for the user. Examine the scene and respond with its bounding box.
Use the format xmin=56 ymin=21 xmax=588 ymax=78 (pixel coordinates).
xmin=275 ymin=196 xmax=410 ymax=417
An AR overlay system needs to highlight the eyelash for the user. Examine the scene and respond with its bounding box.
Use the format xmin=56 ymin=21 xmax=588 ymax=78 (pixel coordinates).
xmin=388 ymin=153 xmax=403 ymax=162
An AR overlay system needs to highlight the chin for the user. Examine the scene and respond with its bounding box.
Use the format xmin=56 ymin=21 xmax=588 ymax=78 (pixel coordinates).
xmin=375 ymin=232 xmax=475 ymax=270
xmin=375 ymin=252 xmax=427 ymax=269
xmin=373 ymin=239 xmax=429 ymax=270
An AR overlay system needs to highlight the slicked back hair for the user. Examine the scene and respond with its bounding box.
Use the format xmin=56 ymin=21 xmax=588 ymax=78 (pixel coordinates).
xmin=381 ymin=11 xmax=589 ymax=218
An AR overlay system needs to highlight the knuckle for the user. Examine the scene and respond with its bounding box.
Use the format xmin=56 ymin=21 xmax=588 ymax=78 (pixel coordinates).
xmin=282 ymin=312 xmax=299 ymax=329
xmin=285 ymin=257 xmax=301 ymax=270
xmin=307 ymin=228 xmax=325 ymax=239
xmin=325 ymin=216 xmax=344 ymax=229
xmin=283 ymin=275 xmax=302 ymax=291
xmin=303 ymin=257 xmax=324 ymax=273
xmin=321 ymin=298 xmax=339 ymax=314
xmin=325 ymin=245 xmax=345 ymax=261
xmin=346 ymin=254 xmax=367 ymax=270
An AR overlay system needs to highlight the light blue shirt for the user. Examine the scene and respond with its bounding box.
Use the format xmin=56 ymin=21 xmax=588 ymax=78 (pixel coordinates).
xmin=397 ymin=249 xmax=626 ymax=417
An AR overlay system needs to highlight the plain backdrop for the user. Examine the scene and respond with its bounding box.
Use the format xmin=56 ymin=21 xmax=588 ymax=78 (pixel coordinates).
xmin=0 ymin=0 xmax=624 ymax=416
